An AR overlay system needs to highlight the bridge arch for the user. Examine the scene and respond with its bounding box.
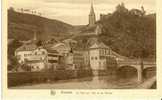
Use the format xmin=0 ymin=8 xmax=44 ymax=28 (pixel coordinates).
xmin=117 ymin=65 xmax=138 ymax=78
xmin=118 ymin=64 xmax=139 ymax=70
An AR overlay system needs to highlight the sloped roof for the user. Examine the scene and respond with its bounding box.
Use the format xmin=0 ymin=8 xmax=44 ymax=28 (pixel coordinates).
xmin=26 ymin=59 xmax=44 ymax=64
xmin=15 ymin=43 xmax=37 ymax=52
xmin=111 ymin=50 xmax=128 ymax=60
xmin=51 ymin=42 xmax=71 ymax=50
xmin=89 ymin=42 xmax=110 ymax=49
xmin=63 ymin=39 xmax=77 ymax=44
xmin=46 ymin=49 xmax=59 ymax=53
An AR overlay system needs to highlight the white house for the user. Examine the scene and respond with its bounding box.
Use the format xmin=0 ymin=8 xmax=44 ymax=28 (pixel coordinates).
xmin=15 ymin=43 xmax=48 ymax=71
xmin=89 ymin=42 xmax=111 ymax=71
xmin=15 ymin=43 xmax=37 ymax=63
xmin=32 ymin=47 xmax=48 ymax=61
xmin=26 ymin=59 xmax=46 ymax=71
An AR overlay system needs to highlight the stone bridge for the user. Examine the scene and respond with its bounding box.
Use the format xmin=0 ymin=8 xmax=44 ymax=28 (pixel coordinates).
xmin=116 ymin=58 xmax=156 ymax=83
xmin=106 ymin=51 xmax=156 ymax=83
xmin=117 ymin=59 xmax=156 ymax=69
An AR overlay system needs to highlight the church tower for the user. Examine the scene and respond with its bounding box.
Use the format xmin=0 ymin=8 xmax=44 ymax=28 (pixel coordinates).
xmin=89 ymin=0 xmax=96 ymax=27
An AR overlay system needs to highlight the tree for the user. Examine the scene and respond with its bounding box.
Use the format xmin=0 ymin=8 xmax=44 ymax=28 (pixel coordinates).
xmin=9 ymin=7 xmax=15 ymax=12
xmin=115 ymin=3 xmax=128 ymax=14
xmin=8 ymin=39 xmax=22 ymax=57
xmin=36 ymin=40 xmax=43 ymax=46
xmin=8 ymin=39 xmax=22 ymax=71
xmin=8 ymin=56 xmax=20 ymax=71
xmin=98 ymin=4 xmax=155 ymax=58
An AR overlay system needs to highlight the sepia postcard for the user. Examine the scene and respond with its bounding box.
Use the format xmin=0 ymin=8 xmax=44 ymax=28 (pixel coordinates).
xmin=2 ymin=0 xmax=162 ymax=99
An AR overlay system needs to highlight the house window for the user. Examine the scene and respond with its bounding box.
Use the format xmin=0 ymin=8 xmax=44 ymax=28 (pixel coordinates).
xmin=91 ymin=57 xmax=94 ymax=60
xmin=103 ymin=62 xmax=106 ymax=66
xmin=101 ymin=50 xmax=104 ymax=55
xmin=104 ymin=49 xmax=106 ymax=55
xmin=99 ymin=62 xmax=101 ymax=67
xmin=103 ymin=50 xmax=105 ymax=55
xmin=35 ymin=52 xmax=37 ymax=55
xmin=106 ymin=50 xmax=108 ymax=55
xmin=17 ymin=55 xmax=21 ymax=60
xmin=42 ymin=51 xmax=45 ymax=55
xmin=25 ymin=54 xmax=27 ymax=56
xmin=99 ymin=50 xmax=102 ymax=55
xmin=95 ymin=57 xmax=97 ymax=60
xmin=37 ymin=66 xmax=39 ymax=69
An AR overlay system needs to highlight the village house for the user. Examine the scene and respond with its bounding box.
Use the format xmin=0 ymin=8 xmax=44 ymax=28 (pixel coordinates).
xmin=15 ymin=43 xmax=48 ymax=71
xmin=88 ymin=41 xmax=127 ymax=75
xmin=64 ymin=50 xmax=75 ymax=70
xmin=15 ymin=43 xmax=37 ymax=63
xmin=73 ymin=50 xmax=90 ymax=70
xmin=25 ymin=59 xmax=47 ymax=72
xmin=45 ymin=42 xmax=72 ymax=70
xmin=48 ymin=41 xmax=86 ymax=70
xmin=65 ymin=49 xmax=86 ymax=70
xmin=50 ymin=42 xmax=71 ymax=56
xmin=89 ymin=42 xmax=110 ymax=71
xmin=83 ymin=50 xmax=90 ymax=69
xmin=46 ymin=49 xmax=62 ymax=70
xmin=45 ymin=38 xmax=92 ymax=70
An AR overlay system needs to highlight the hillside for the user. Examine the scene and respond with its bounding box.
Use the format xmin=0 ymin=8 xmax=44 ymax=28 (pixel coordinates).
xmin=73 ymin=5 xmax=156 ymax=58
xmin=99 ymin=9 xmax=156 ymax=58
xmin=8 ymin=9 xmax=74 ymax=41
xmin=7 ymin=5 xmax=156 ymax=58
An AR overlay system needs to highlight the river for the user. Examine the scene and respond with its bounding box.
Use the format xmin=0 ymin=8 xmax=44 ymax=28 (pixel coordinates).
xmin=10 ymin=75 xmax=140 ymax=89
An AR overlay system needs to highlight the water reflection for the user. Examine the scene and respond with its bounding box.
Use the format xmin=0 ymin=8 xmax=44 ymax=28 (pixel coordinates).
xmin=68 ymin=75 xmax=139 ymax=89
xmin=11 ymin=75 xmax=139 ymax=89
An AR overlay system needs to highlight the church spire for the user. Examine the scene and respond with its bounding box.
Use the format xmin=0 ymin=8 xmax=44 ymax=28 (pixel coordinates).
xmin=90 ymin=0 xmax=95 ymax=15
xmin=89 ymin=0 xmax=96 ymax=27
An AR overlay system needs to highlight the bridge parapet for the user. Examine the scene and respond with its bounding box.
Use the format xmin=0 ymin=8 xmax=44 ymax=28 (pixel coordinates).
xmin=117 ymin=59 xmax=140 ymax=65
xmin=107 ymin=50 xmax=156 ymax=83
xmin=116 ymin=58 xmax=156 ymax=69
xmin=116 ymin=58 xmax=156 ymax=64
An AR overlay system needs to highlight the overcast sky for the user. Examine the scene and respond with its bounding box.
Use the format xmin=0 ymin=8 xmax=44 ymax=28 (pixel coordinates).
xmin=8 ymin=0 xmax=155 ymax=25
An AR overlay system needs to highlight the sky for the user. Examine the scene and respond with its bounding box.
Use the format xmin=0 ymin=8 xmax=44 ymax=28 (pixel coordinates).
xmin=8 ymin=0 xmax=156 ymax=25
